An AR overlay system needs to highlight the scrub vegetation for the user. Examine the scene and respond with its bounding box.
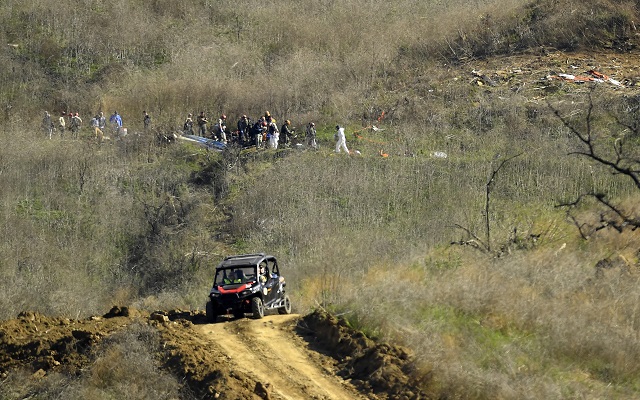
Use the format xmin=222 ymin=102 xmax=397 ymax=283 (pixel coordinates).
xmin=1 ymin=0 xmax=640 ymax=398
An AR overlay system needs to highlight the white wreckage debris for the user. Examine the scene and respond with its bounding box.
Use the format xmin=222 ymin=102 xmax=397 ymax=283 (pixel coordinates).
xmin=547 ymin=69 xmax=621 ymax=86
xmin=430 ymin=151 xmax=448 ymax=159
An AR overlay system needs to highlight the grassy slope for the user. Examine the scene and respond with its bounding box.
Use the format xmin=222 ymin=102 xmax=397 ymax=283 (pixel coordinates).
xmin=1 ymin=0 xmax=640 ymax=398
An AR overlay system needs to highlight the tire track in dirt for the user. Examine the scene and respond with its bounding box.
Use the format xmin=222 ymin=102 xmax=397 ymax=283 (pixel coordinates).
xmin=197 ymin=314 xmax=367 ymax=400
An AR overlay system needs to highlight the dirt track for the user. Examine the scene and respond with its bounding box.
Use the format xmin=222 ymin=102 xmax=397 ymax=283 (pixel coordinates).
xmin=158 ymin=310 xmax=431 ymax=399
xmin=198 ymin=315 xmax=365 ymax=400
xmin=0 ymin=308 xmax=429 ymax=399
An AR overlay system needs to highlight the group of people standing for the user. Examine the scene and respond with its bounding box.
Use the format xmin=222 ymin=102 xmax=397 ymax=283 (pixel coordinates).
xmin=42 ymin=110 xmax=127 ymax=142
xmin=41 ymin=108 xmax=350 ymax=154
xmin=183 ymin=110 xmax=300 ymax=150
xmin=41 ymin=111 xmax=83 ymax=140
xmin=89 ymin=111 xmax=126 ymax=143
xmin=182 ymin=110 xmax=348 ymax=152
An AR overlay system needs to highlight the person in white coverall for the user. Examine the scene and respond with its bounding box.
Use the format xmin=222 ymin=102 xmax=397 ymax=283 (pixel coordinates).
xmin=334 ymin=125 xmax=349 ymax=154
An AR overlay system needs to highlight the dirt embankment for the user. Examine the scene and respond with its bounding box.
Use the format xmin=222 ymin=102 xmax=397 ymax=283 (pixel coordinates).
xmin=0 ymin=307 xmax=431 ymax=399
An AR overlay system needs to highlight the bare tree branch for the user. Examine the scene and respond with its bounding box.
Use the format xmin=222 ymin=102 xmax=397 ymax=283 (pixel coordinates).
xmin=452 ymin=152 xmax=525 ymax=255
xmin=549 ymin=88 xmax=640 ymax=237
xmin=451 ymin=223 xmax=488 ymax=252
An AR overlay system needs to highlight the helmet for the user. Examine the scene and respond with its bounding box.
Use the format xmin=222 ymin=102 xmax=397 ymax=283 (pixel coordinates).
xmin=242 ymin=114 xmax=247 ymax=118
xmin=285 ymin=120 xmax=290 ymax=125
xmin=265 ymin=111 xmax=271 ymax=117
xmin=262 ymin=121 xmax=267 ymax=127
xmin=310 ymin=122 xmax=315 ymax=126
xmin=336 ymin=125 xmax=340 ymax=130
xmin=221 ymin=114 xmax=226 ymax=119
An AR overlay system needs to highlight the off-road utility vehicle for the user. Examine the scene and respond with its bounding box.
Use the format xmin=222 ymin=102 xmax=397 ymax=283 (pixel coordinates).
xmin=206 ymin=253 xmax=292 ymax=322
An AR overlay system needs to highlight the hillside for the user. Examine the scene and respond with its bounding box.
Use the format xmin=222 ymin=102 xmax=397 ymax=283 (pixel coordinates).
xmin=1 ymin=46 xmax=639 ymax=399
xmin=2 ymin=0 xmax=640 ymax=398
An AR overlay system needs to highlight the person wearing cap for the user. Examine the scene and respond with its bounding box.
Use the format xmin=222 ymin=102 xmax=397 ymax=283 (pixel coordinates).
xmin=305 ymin=122 xmax=317 ymax=149
xmin=280 ymin=120 xmax=294 ymax=148
xmin=237 ymin=114 xmax=250 ymax=146
xmin=334 ymin=125 xmax=349 ymax=154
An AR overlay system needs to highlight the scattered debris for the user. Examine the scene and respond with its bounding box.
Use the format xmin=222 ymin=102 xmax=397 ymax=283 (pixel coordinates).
xmin=547 ymin=69 xmax=622 ymax=86
xmin=430 ymin=151 xmax=448 ymax=159
xmin=471 ymin=70 xmax=498 ymax=87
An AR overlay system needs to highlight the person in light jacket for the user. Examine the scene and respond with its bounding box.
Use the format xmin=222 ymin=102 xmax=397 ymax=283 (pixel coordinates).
xmin=334 ymin=125 xmax=349 ymax=154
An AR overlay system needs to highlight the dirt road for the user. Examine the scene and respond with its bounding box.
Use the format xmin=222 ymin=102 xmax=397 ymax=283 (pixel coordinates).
xmin=198 ymin=314 xmax=366 ymax=400
xmin=0 ymin=308 xmax=428 ymax=399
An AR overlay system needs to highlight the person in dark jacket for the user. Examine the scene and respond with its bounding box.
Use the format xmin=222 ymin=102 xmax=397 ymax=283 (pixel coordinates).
xmin=280 ymin=120 xmax=294 ymax=148
xmin=197 ymin=111 xmax=208 ymax=137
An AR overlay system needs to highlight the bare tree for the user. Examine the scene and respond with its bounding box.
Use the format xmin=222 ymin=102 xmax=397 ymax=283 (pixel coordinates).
xmin=452 ymin=152 xmax=525 ymax=254
xmin=548 ymin=87 xmax=640 ymax=238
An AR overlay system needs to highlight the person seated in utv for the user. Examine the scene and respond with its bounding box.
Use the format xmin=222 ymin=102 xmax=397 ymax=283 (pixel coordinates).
xmin=259 ymin=265 xmax=269 ymax=284
xmin=223 ymin=269 xmax=245 ymax=284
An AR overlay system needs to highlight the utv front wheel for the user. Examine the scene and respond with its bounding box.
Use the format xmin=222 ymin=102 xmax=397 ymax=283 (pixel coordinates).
xmin=251 ymin=297 xmax=264 ymax=319
xmin=278 ymin=295 xmax=292 ymax=315
xmin=205 ymin=301 xmax=217 ymax=323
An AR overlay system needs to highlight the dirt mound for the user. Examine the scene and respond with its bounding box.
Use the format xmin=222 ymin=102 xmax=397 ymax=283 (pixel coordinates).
xmin=0 ymin=307 xmax=432 ymax=399
xmin=300 ymin=311 xmax=433 ymax=400
xmin=0 ymin=308 xmax=141 ymax=379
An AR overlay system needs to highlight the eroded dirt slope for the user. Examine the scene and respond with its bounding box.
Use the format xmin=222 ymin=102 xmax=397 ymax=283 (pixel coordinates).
xmin=0 ymin=307 xmax=431 ymax=399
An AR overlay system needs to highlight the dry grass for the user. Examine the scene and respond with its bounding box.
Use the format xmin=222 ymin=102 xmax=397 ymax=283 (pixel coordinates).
xmin=0 ymin=131 xmax=223 ymax=319
xmin=2 ymin=0 xmax=640 ymax=397
xmin=328 ymin=233 xmax=640 ymax=399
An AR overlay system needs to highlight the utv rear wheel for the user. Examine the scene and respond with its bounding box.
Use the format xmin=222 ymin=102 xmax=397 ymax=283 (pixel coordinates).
xmin=251 ymin=297 xmax=264 ymax=319
xmin=205 ymin=301 xmax=217 ymax=323
xmin=278 ymin=295 xmax=292 ymax=315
